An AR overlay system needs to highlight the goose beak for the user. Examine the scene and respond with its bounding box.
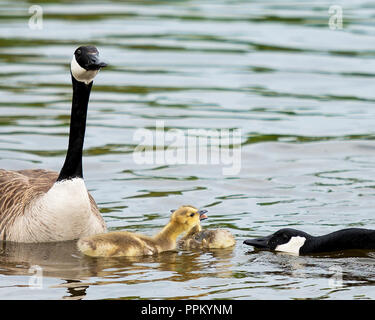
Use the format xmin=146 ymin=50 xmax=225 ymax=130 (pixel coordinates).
xmin=85 ymin=52 xmax=108 ymax=70
xmin=243 ymin=235 xmax=272 ymax=249
xmin=198 ymin=209 xmax=208 ymax=221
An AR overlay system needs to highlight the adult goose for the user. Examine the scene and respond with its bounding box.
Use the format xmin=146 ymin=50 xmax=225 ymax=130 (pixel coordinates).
xmin=244 ymin=228 xmax=375 ymax=255
xmin=0 ymin=46 xmax=107 ymax=242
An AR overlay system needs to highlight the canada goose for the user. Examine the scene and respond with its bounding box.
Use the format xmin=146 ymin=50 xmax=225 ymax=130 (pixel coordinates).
xmin=177 ymin=219 xmax=235 ymax=250
xmin=244 ymin=227 xmax=375 ymax=255
xmin=0 ymin=46 xmax=107 ymax=242
xmin=77 ymin=205 xmax=208 ymax=257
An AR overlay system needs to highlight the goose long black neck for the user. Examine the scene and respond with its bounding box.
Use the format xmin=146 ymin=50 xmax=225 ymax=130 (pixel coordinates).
xmin=57 ymin=75 xmax=93 ymax=181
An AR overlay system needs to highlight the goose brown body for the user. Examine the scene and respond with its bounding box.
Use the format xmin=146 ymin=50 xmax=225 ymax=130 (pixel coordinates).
xmin=77 ymin=206 xmax=206 ymax=257
xmin=0 ymin=169 xmax=105 ymax=242
xmin=178 ymin=224 xmax=235 ymax=249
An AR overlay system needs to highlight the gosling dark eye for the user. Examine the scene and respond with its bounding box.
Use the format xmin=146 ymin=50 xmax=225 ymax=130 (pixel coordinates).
xmin=190 ymin=213 xmax=195 ymax=217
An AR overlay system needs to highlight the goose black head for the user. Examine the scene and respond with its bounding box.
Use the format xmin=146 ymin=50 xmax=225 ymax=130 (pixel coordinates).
xmin=244 ymin=228 xmax=311 ymax=255
xmin=70 ymin=45 xmax=107 ymax=84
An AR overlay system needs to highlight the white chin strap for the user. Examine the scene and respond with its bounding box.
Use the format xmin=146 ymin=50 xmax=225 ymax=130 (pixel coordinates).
xmin=275 ymin=236 xmax=306 ymax=255
xmin=70 ymin=55 xmax=99 ymax=85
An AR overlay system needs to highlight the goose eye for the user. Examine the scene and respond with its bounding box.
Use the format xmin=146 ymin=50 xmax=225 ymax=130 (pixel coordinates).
xmin=190 ymin=213 xmax=195 ymax=217
xmin=76 ymin=49 xmax=81 ymax=55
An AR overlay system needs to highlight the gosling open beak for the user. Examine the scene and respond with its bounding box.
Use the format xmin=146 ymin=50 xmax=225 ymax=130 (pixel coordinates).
xmin=243 ymin=235 xmax=272 ymax=249
xmin=198 ymin=209 xmax=208 ymax=221
xmin=85 ymin=52 xmax=108 ymax=70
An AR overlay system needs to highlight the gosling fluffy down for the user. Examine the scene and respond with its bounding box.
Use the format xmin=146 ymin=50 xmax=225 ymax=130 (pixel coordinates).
xmin=177 ymin=223 xmax=235 ymax=249
xmin=77 ymin=205 xmax=208 ymax=257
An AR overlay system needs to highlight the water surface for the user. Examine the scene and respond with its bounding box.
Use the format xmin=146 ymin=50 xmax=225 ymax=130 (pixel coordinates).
xmin=1 ymin=0 xmax=375 ymax=299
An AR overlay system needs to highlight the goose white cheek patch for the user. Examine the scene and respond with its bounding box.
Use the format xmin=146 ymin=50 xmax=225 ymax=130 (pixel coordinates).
xmin=275 ymin=236 xmax=306 ymax=255
xmin=70 ymin=55 xmax=99 ymax=84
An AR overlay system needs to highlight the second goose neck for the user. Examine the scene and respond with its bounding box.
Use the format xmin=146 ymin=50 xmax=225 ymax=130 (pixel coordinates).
xmin=57 ymin=75 xmax=93 ymax=182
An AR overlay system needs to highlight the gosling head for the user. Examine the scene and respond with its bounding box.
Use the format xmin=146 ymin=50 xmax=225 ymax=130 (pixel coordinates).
xmin=70 ymin=45 xmax=107 ymax=84
xmin=170 ymin=205 xmax=208 ymax=232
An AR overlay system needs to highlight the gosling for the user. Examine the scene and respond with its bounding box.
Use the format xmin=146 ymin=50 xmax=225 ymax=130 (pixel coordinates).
xmin=77 ymin=205 xmax=208 ymax=257
xmin=177 ymin=219 xmax=235 ymax=250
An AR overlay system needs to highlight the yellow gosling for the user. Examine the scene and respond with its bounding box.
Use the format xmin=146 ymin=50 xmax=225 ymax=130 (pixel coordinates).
xmin=178 ymin=222 xmax=235 ymax=249
xmin=77 ymin=205 xmax=208 ymax=257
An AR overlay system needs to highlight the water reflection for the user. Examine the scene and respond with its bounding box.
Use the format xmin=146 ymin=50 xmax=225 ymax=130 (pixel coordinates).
xmin=0 ymin=240 xmax=235 ymax=299
xmin=244 ymin=248 xmax=375 ymax=297
xmin=0 ymin=241 xmax=84 ymax=279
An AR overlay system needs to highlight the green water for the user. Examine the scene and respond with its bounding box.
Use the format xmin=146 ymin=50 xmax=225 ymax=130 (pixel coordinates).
xmin=1 ymin=0 xmax=375 ymax=299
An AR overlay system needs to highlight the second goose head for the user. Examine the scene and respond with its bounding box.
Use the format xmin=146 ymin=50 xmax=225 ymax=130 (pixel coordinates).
xmin=244 ymin=228 xmax=310 ymax=255
xmin=70 ymin=45 xmax=107 ymax=84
